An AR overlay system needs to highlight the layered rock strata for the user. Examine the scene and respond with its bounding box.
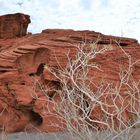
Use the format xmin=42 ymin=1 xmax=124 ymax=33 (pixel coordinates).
xmin=0 ymin=14 xmax=140 ymax=132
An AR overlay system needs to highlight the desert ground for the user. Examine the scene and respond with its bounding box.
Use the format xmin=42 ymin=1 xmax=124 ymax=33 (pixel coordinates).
xmin=0 ymin=127 xmax=139 ymax=140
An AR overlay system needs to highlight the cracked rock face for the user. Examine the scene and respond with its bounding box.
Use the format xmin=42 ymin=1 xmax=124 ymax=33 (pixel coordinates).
xmin=0 ymin=17 xmax=140 ymax=132
xmin=0 ymin=13 xmax=30 ymax=39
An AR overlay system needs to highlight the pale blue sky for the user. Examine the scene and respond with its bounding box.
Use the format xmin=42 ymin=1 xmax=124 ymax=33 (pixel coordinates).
xmin=0 ymin=0 xmax=140 ymax=42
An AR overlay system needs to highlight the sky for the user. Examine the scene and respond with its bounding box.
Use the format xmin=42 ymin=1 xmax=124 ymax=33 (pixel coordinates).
xmin=0 ymin=0 xmax=140 ymax=42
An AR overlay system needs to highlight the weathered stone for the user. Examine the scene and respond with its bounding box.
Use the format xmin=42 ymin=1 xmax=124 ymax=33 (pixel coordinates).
xmin=0 ymin=21 xmax=140 ymax=132
xmin=0 ymin=13 xmax=30 ymax=39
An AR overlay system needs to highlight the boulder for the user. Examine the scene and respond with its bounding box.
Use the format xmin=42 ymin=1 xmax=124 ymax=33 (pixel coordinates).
xmin=0 ymin=13 xmax=30 ymax=39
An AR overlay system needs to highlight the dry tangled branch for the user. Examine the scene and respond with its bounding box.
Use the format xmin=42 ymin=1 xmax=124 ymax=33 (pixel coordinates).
xmin=34 ymin=42 xmax=140 ymax=140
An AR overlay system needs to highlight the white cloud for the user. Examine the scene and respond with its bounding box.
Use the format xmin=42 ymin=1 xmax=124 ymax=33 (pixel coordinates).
xmin=0 ymin=0 xmax=140 ymax=42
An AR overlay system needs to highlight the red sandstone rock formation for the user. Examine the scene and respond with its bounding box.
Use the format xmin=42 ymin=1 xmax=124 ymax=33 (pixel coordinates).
xmin=0 ymin=15 xmax=140 ymax=132
xmin=0 ymin=13 xmax=30 ymax=39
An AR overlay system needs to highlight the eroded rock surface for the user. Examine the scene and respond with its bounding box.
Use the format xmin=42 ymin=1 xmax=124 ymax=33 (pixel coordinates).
xmin=0 ymin=25 xmax=140 ymax=132
xmin=0 ymin=13 xmax=30 ymax=39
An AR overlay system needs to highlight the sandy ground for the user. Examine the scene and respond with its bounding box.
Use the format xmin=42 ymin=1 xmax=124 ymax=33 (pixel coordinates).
xmin=1 ymin=128 xmax=140 ymax=140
